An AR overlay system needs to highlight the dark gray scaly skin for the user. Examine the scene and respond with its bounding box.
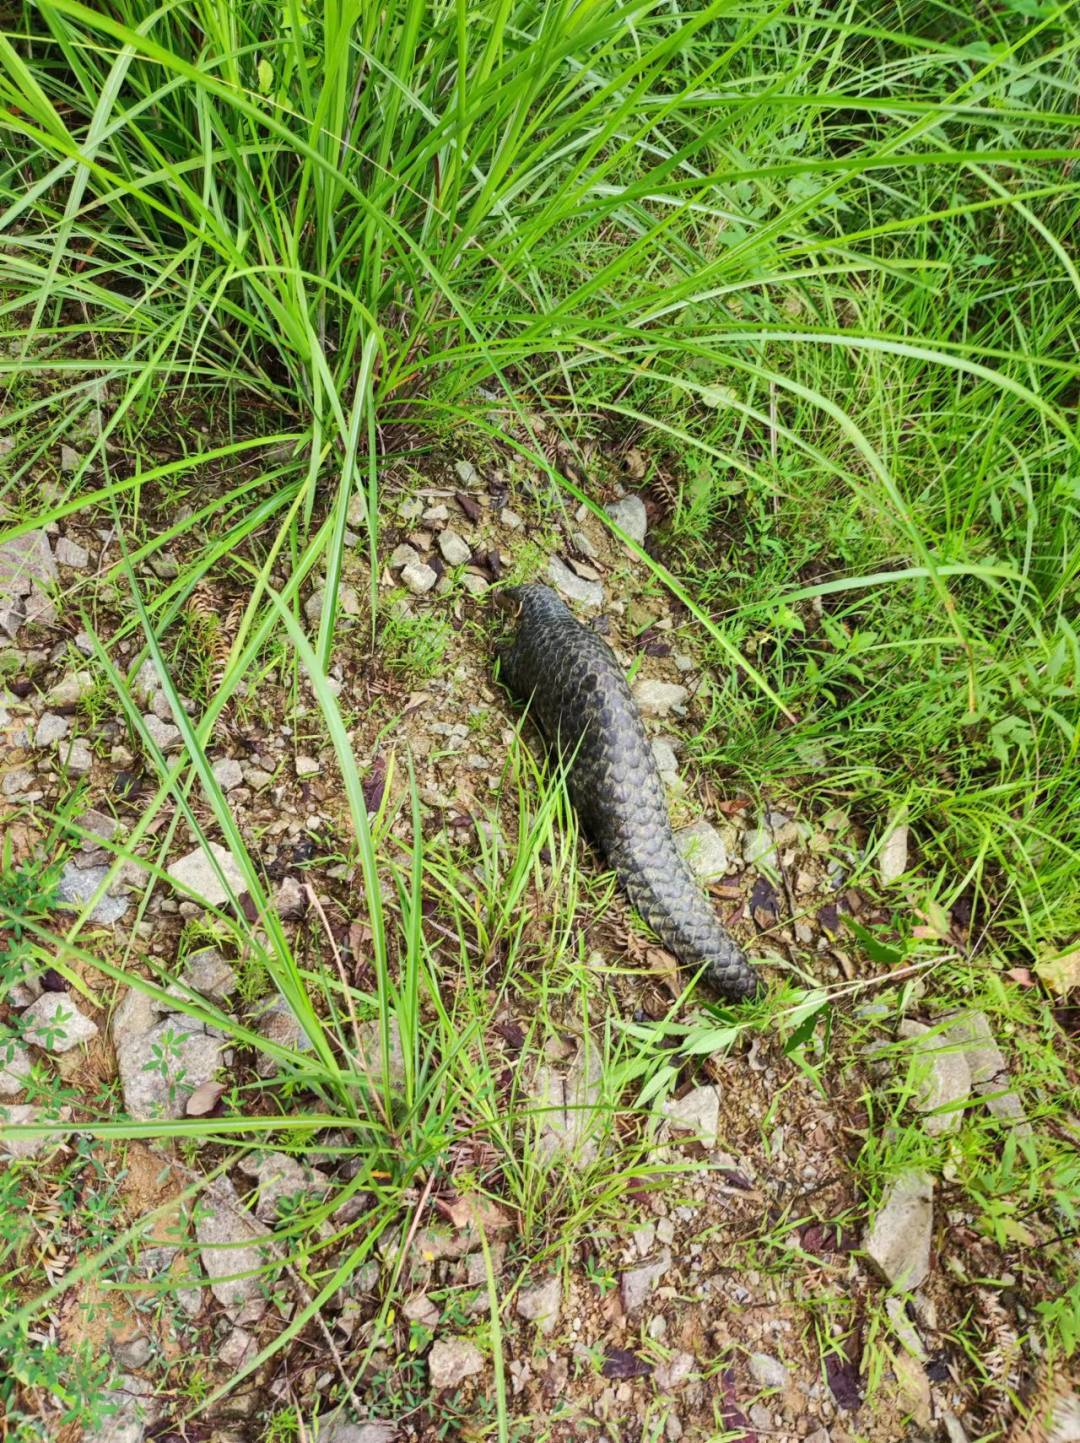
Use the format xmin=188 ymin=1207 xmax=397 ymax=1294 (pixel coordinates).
xmin=495 ymin=583 xmax=759 ymax=1002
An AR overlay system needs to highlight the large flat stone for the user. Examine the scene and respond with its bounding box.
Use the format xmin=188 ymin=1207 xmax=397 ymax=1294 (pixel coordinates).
xmin=862 ymin=1170 xmax=934 ymax=1289
xmin=167 ymin=841 xmax=246 ymax=908
xmin=195 ymin=1175 xmax=273 ymax=1324
xmin=899 ymin=1020 xmax=971 ymax=1136
xmin=20 ymin=994 xmax=99 ymax=1053
xmin=117 ymin=1013 xmax=225 ymax=1120
xmin=674 ymin=820 xmax=728 ymax=880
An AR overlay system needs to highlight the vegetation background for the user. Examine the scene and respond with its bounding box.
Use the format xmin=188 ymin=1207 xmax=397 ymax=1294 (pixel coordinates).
xmin=0 ymin=0 xmax=1077 ymax=1438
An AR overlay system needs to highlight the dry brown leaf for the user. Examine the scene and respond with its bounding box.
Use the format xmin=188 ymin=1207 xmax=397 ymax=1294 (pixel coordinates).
xmin=1034 ymin=948 xmax=1080 ymax=997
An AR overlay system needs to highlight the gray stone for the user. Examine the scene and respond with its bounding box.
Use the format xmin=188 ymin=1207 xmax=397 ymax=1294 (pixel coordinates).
xmin=654 ymin=1351 xmax=695 ymax=1391
xmin=55 ymin=537 xmax=90 ymax=568
xmin=143 ymin=713 xmax=183 ymax=751
xmin=239 ymin=1150 xmax=330 ymax=1224
xmin=355 ymin=1016 xmax=406 ymax=1087
xmin=748 ymin=1403 xmax=773 ymax=1432
xmin=0 ymin=593 xmax=25 ymax=637
xmin=516 ymin=1275 xmax=561 ymax=1335
xmin=674 ymin=821 xmax=728 ymax=880
xmin=148 ymin=552 xmax=180 ymax=580
xmin=885 ymin=1297 xmax=925 ymax=1358
xmin=21 ymin=994 xmax=99 ymax=1053
xmin=604 ymin=496 xmax=647 ymax=546
xmin=428 ymin=1337 xmax=484 ymax=1389
xmin=651 ymin=737 xmax=680 ymax=780
xmin=438 ymin=530 xmax=471 ymax=567
xmin=0 ymin=1104 xmax=72 ymax=1161
xmin=112 ymin=1334 xmax=152 ymax=1370
xmin=389 ymin=543 xmax=419 ymax=569
xmin=304 ymin=589 xmax=325 ymax=624
xmin=459 ymin=572 xmax=488 ymax=597
xmin=55 ymin=861 xmax=130 ymax=925
xmin=128 ymin=657 xmax=163 ymax=707
xmin=1 ymin=768 xmax=35 ymax=796
xmin=314 ymin=1422 xmax=398 ymax=1443
xmin=946 ymin=1010 xmax=1030 ymax=1131
xmin=500 ymin=507 xmax=522 ymax=530
xmin=60 ymin=737 xmax=93 ymax=775
xmin=295 ymin=755 xmax=320 ymax=777
xmin=0 ymin=530 xmax=57 ymax=599
xmin=743 ymin=826 xmax=778 ymax=870
xmin=274 ymin=875 xmax=307 ymax=920
xmin=167 ymin=841 xmax=246 ymax=908
xmin=34 ymin=712 xmax=69 ymax=747
xmin=632 ymin=678 xmax=689 ymax=717
xmin=454 ymin=460 xmax=479 ymax=487
xmin=111 ymin=987 xmax=159 ymax=1053
xmin=0 ymin=1035 xmax=33 ymax=1096
xmin=252 ymin=997 xmax=314 ymax=1077
xmin=180 ymin=947 xmax=237 ymax=1004
xmin=533 ymin=1036 xmax=603 ymax=1167
xmin=401 ymin=561 xmax=437 ymax=595
xmin=621 ymin=1249 xmax=671 ymax=1313
xmin=117 ymin=1013 xmax=225 ymax=1120
xmin=218 ymin=1327 xmax=257 ymax=1370
xmin=61 ymin=445 xmax=79 ymax=473
xmin=195 ymin=1175 xmax=273 ymax=1323
xmin=879 ymin=816 xmax=909 ymax=885
xmin=862 ymin=1170 xmax=934 ymax=1289
xmin=211 ymin=757 xmax=244 ymax=791
xmin=547 ymin=555 xmax=602 ymax=608
xmin=659 ymin=1085 xmax=720 ymax=1148
xmin=898 ymin=1020 xmax=971 ymax=1136
xmin=749 ymin=1352 xmax=789 ymax=1389
xmin=83 ymin=1374 xmax=159 ymax=1443
xmin=76 ymin=808 xmax=118 ymax=847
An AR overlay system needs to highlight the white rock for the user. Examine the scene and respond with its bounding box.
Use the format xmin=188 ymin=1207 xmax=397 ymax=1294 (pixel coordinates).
xmin=945 ymin=1009 xmax=1030 ymax=1132
xmin=422 ymin=504 xmax=449 ymax=524
xmin=604 ymin=495 xmax=648 ymax=545
xmin=34 ymin=712 xmax=69 ymax=747
xmin=0 ymin=530 xmax=57 ymax=598
xmin=48 ymin=672 xmax=96 ymax=708
xmin=211 ymin=757 xmax=244 ymax=791
xmin=195 ymin=1175 xmax=273 ymax=1323
xmin=547 ymin=555 xmax=603 ymax=607
xmin=59 ymin=737 xmax=93 ymax=775
xmin=674 ymin=820 xmax=728 ymax=880
xmin=274 ymin=876 xmax=307 ymax=920
xmin=516 ymin=1275 xmax=561 ymax=1335
xmin=0 ymin=1036 xmax=33 ymax=1096
xmin=749 ymin=1352 xmax=789 ymax=1389
xmin=167 ymin=841 xmax=247 ymax=908
xmin=143 ymin=713 xmax=183 ymax=751
xmin=621 ymin=1249 xmax=671 ymax=1313
xmin=454 ymin=460 xmax=479 ymax=486
xmin=654 ymin=1350 xmax=695 ymax=1391
xmin=148 ymin=552 xmax=179 ymax=580
xmin=240 ymin=1150 xmax=329 ymax=1225
xmin=179 ymin=946 xmax=237 ymax=1004
xmin=632 ymin=678 xmax=689 ymax=717
xmin=0 ymin=1104 xmax=72 ymax=1161
xmin=295 ymin=755 xmax=320 ymax=777
xmin=898 ymin=1020 xmax=971 ymax=1136
xmin=879 ymin=811 xmax=909 ymax=884
xmin=651 ymin=737 xmax=680 ymax=779
xmin=862 ymin=1170 xmax=934 ymax=1288
xmin=533 ymin=1037 xmax=603 ymax=1167
xmin=252 ymin=997 xmax=314 ymax=1077
xmin=459 ymin=572 xmax=488 ymax=596
xmin=55 ymin=537 xmax=90 ymax=568
xmin=82 ymin=1375 xmax=159 ymax=1443
xmin=55 ymin=860 xmax=129 ymax=924
xmin=389 ymin=543 xmax=419 ymax=569
xmin=118 ymin=1017 xmax=223 ymax=1123
xmin=500 ymin=508 xmax=522 ymax=529
xmin=659 ymin=1085 xmax=720 ymax=1148
xmin=429 ymin=1337 xmax=484 ymax=1389
xmin=20 ymin=994 xmax=99 ymax=1053
xmin=128 ymin=656 xmax=163 ymax=707
xmin=1 ymin=769 xmax=34 ymax=797
xmin=438 ymin=530 xmax=471 ymax=567
xmin=401 ymin=561 xmax=437 ymax=595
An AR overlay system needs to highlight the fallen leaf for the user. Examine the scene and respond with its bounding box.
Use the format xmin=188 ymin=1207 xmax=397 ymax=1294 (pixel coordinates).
xmin=825 ymin=1352 xmax=861 ymax=1411
xmin=1034 ymin=948 xmax=1080 ymax=996
xmin=493 ymin=1022 xmax=525 ymax=1051
xmin=1007 ymin=967 xmax=1035 ymax=987
xmin=455 ymin=492 xmax=482 ymax=523
xmin=601 ymin=1348 xmax=652 ymax=1380
xmin=566 ymin=558 xmax=602 ymax=582
xmin=444 ymin=1192 xmax=514 ymax=1235
xmin=186 ymin=1080 xmax=226 ymax=1117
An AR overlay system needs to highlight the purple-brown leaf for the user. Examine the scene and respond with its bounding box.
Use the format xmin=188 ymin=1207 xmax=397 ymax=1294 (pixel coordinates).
xmin=601 ymin=1348 xmax=653 ymax=1380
